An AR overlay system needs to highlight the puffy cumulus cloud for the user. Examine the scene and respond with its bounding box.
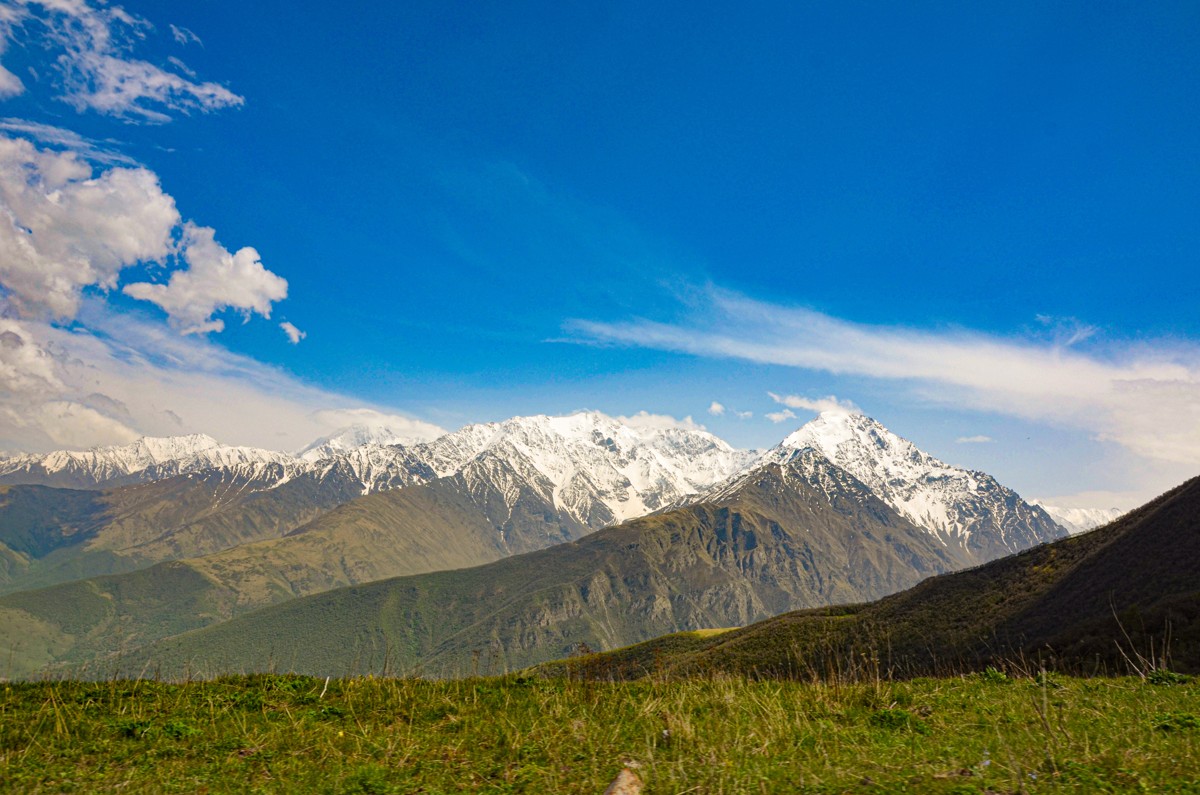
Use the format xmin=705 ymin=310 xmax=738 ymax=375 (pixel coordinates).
xmin=0 ymin=306 xmax=443 ymax=453
xmin=768 ymin=392 xmax=860 ymax=415
xmin=0 ymin=131 xmax=288 ymax=334
xmin=309 ymin=408 xmax=447 ymax=444
xmin=280 ymin=321 xmax=305 ymax=345
xmin=0 ymin=1 xmax=242 ymax=121
xmin=0 ymin=134 xmax=178 ymax=320
xmin=616 ymin=410 xmax=703 ymax=432
xmin=124 ymin=223 xmax=288 ymax=334
xmin=956 ymin=435 xmax=994 ymax=444
xmin=570 ymin=287 xmax=1200 ymax=473
xmin=765 ymin=409 xmax=796 ymax=424
xmin=707 ymin=401 xmax=725 ymax=416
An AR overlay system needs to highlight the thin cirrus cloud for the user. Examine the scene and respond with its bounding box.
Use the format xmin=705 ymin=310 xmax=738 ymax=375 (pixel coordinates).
xmin=568 ymin=288 xmax=1200 ymax=469
xmin=0 ymin=1 xmax=242 ymax=122
xmin=956 ymin=435 xmax=995 ymax=444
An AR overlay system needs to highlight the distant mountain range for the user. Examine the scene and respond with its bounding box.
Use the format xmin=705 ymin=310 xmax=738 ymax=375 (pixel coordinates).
xmin=0 ymin=409 xmax=1086 ymax=679
xmin=1032 ymin=502 xmax=1126 ymax=535
xmin=0 ymin=410 xmax=1071 ymax=680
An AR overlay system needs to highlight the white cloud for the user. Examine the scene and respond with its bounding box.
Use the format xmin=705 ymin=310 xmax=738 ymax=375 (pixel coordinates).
xmin=0 ymin=306 xmax=444 ymax=453
xmin=0 ymin=316 xmax=63 ymax=396
xmin=32 ymin=399 xmax=139 ymax=447
xmin=169 ymin=24 xmax=201 ymax=46
xmin=765 ymin=409 xmax=796 ymax=424
xmin=0 ymin=133 xmax=178 ymax=320
xmin=309 ymin=408 xmax=446 ymax=444
xmin=124 ymin=223 xmax=288 ymax=334
xmin=768 ymin=392 xmax=859 ymax=415
xmin=280 ymin=321 xmax=306 ymax=344
xmin=0 ymin=132 xmax=288 ymax=332
xmin=570 ymin=287 xmax=1200 ymax=471
xmin=734 ymin=410 xmax=753 ymax=419
xmin=955 ymin=435 xmax=994 ymax=444
xmin=0 ymin=2 xmax=242 ymax=121
xmin=0 ymin=65 xmax=23 ymax=98
xmin=707 ymin=401 xmax=725 ymax=416
xmin=616 ymin=410 xmax=702 ymax=432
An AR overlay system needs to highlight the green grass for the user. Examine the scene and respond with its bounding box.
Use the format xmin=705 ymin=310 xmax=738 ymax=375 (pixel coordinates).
xmin=1 ymin=674 xmax=1198 ymax=793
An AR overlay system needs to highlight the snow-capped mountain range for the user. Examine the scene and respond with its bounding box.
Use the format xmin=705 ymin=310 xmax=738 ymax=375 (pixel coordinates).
xmin=0 ymin=409 xmax=1086 ymax=554
xmin=0 ymin=434 xmax=301 ymax=490
xmin=0 ymin=412 xmax=755 ymax=528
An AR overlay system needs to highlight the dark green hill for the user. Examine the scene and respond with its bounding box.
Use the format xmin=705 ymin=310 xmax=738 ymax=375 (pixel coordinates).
xmin=552 ymin=474 xmax=1200 ymax=680
xmin=106 ymin=453 xmax=970 ymax=679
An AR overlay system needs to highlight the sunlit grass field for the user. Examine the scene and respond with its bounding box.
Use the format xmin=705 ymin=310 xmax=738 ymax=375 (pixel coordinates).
xmin=1 ymin=672 xmax=1197 ymax=793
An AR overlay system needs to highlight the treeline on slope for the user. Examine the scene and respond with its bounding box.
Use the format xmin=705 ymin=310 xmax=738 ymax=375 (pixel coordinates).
xmin=543 ymin=475 xmax=1200 ymax=681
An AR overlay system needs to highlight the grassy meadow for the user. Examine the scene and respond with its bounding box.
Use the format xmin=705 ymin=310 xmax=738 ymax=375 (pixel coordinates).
xmin=0 ymin=672 xmax=1197 ymax=793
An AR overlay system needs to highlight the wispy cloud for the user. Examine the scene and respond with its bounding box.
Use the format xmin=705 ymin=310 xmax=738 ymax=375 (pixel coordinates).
xmin=768 ymin=392 xmax=859 ymax=415
xmin=956 ymin=435 xmax=994 ymax=444
xmin=0 ymin=118 xmax=136 ymax=164
xmin=765 ymin=409 xmax=796 ymax=424
xmin=0 ymin=304 xmax=443 ymax=453
xmin=0 ymin=2 xmax=242 ymax=122
xmin=569 ymin=288 xmax=1200 ymax=469
xmin=169 ymin=23 xmax=202 ymax=47
xmin=708 ymin=401 xmax=725 ymax=416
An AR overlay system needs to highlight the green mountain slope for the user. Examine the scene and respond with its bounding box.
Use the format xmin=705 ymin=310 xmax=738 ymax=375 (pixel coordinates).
xmin=0 ymin=466 xmax=366 ymax=595
xmin=0 ymin=462 xmax=588 ymax=678
xmin=107 ymin=452 xmax=970 ymax=679
xmin=555 ymin=474 xmax=1200 ymax=679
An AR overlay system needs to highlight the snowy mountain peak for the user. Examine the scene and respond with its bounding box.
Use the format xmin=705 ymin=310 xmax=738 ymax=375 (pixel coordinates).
xmin=761 ymin=411 xmax=1065 ymax=558
xmin=418 ymin=410 xmax=755 ymax=525
xmin=780 ymin=410 xmax=918 ymax=465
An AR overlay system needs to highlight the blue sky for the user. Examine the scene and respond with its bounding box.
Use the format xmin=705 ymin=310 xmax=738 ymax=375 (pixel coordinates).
xmin=0 ymin=0 xmax=1198 ymax=508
